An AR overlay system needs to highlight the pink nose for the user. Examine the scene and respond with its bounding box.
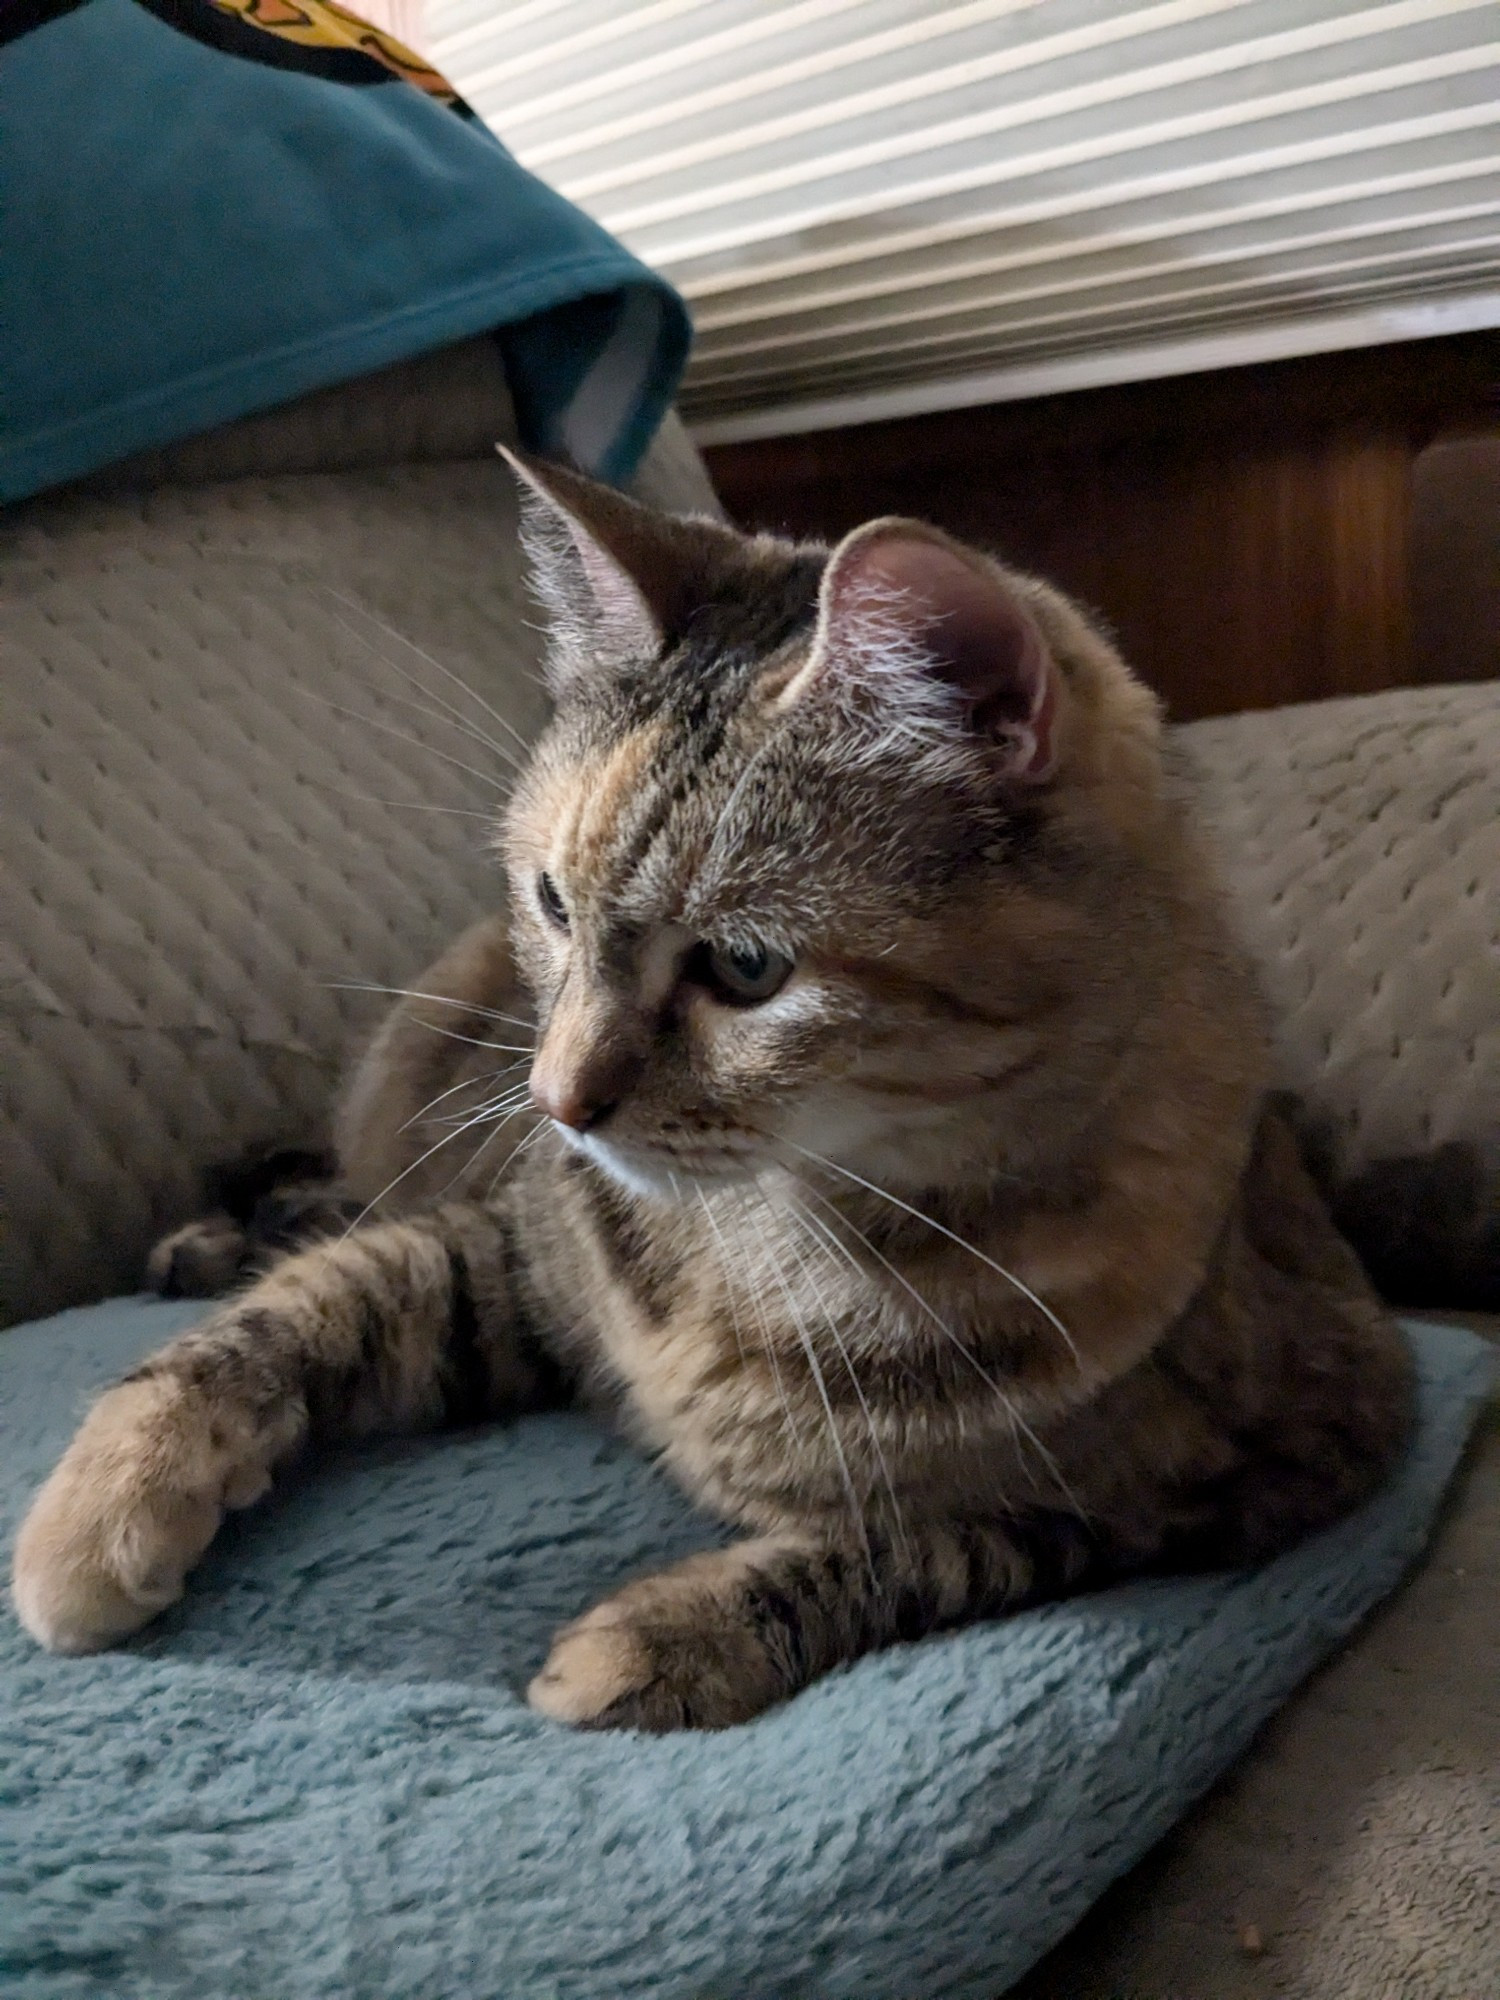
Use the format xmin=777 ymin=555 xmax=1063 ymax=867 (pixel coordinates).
xmin=528 ymin=1071 xmax=614 ymax=1132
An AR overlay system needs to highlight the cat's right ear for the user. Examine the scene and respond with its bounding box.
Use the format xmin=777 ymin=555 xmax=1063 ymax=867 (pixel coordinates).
xmin=792 ymin=518 xmax=1064 ymax=783
xmin=500 ymin=448 xmax=723 ymax=686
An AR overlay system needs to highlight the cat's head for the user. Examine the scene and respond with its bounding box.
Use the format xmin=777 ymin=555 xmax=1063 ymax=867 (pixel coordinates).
xmin=500 ymin=453 xmax=1178 ymax=1202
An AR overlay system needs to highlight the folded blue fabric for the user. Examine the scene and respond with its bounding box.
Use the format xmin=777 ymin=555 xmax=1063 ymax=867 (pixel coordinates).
xmin=0 ymin=0 xmax=690 ymax=499
xmin=1 ymin=1302 xmax=1491 ymax=2000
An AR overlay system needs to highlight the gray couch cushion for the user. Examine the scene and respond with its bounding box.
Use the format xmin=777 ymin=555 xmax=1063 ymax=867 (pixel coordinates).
xmin=0 ymin=354 xmax=717 ymax=1323
xmin=1180 ymin=686 xmax=1499 ymax=1306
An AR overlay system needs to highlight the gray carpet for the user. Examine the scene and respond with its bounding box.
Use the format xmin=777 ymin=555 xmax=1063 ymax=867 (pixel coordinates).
xmin=1013 ymin=1314 xmax=1499 ymax=2000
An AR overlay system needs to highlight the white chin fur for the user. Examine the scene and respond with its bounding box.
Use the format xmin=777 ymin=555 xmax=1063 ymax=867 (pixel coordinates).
xmin=556 ymin=1125 xmax=755 ymax=1200
xmin=555 ymin=1125 xmax=690 ymax=1200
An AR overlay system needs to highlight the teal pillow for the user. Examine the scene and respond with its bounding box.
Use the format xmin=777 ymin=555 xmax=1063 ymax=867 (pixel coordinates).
xmin=2 ymin=1300 xmax=1491 ymax=1998
xmin=0 ymin=0 xmax=689 ymax=498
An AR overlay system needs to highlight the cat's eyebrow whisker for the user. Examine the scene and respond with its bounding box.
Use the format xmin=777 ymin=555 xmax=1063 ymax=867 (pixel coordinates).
xmin=326 ymin=983 xmax=535 ymax=1032
xmin=413 ymin=1019 xmax=533 ymax=1054
xmin=776 ymin=1136 xmax=1081 ymax=1372
xmin=296 ymin=776 xmax=498 ymax=821
xmin=318 ymin=647 xmax=522 ymax=770
xmin=291 ymin=686 xmax=512 ymax=795
xmin=340 ymin=674 xmax=524 ymax=775
xmin=324 ymin=611 xmax=525 ymax=773
xmin=321 ymin=587 xmax=535 ymax=754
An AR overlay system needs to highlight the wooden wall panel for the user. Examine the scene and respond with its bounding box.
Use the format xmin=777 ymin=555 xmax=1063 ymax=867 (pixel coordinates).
xmin=703 ymin=334 xmax=1498 ymax=721
xmin=1412 ymin=432 xmax=1500 ymax=688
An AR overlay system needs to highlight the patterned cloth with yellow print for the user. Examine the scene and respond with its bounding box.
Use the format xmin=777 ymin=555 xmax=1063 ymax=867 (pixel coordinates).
xmin=1 ymin=0 xmax=690 ymax=498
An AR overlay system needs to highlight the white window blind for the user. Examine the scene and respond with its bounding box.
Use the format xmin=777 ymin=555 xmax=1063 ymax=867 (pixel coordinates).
xmin=424 ymin=1 xmax=1500 ymax=440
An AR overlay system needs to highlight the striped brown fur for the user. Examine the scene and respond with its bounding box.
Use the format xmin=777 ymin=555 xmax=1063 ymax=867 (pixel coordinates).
xmin=13 ymin=460 xmax=1414 ymax=1728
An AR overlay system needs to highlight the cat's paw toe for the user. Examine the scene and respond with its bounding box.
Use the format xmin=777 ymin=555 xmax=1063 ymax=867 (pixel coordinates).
xmin=529 ymin=1596 xmax=776 ymax=1732
xmin=11 ymin=1381 xmax=236 ymax=1653
xmin=146 ymin=1216 xmax=248 ymax=1298
xmin=528 ymin=1603 xmax=655 ymax=1726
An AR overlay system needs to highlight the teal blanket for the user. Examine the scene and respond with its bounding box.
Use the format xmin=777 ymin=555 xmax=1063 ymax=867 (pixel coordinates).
xmin=0 ymin=0 xmax=690 ymax=499
xmin=1 ymin=1302 xmax=1492 ymax=1999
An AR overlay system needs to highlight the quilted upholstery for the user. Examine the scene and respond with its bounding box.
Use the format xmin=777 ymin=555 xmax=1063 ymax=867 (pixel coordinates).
xmin=72 ymin=335 xmax=527 ymax=493
xmin=1178 ymin=688 xmax=1500 ymax=1183
xmin=0 ymin=364 xmax=718 ymax=1324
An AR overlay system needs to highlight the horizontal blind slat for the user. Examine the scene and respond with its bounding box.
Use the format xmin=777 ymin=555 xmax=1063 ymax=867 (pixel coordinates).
xmin=426 ymin=0 xmax=1500 ymax=437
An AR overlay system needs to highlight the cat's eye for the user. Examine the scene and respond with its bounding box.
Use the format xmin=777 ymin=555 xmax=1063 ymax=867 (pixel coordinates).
xmin=537 ymin=871 xmax=569 ymax=931
xmin=697 ymin=938 xmax=793 ymax=1006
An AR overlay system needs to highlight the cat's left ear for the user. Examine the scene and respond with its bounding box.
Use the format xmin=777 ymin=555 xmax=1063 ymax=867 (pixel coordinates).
xmin=806 ymin=519 xmax=1062 ymax=781
xmin=500 ymin=447 xmax=728 ymax=677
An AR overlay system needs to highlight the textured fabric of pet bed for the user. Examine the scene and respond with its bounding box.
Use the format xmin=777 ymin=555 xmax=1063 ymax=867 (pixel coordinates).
xmin=1 ymin=1303 xmax=1491 ymax=2000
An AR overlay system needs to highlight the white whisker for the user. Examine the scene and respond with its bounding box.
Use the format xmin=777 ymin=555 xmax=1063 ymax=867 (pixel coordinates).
xmin=782 ymin=1191 xmax=910 ymax=1563
xmin=325 ymin=610 xmax=525 ymax=773
xmin=438 ymin=1081 xmax=532 ymax=1127
xmin=749 ymin=1189 xmax=872 ymax=1570
xmin=292 ymin=687 xmax=511 ymax=795
xmin=413 ymin=1019 xmax=533 ymax=1055
xmin=727 ymin=1192 xmax=809 ymax=1448
xmin=698 ymin=1190 xmax=801 ymax=1449
xmin=322 ymin=588 xmax=535 ymax=754
xmin=340 ymin=1100 xmax=509 ymax=1237
xmin=777 ymin=1136 xmax=1080 ymax=1369
xmin=398 ymin=1062 xmax=525 ymax=1135
xmin=696 ymin=1190 xmax=749 ymax=1376
xmin=296 ymin=777 xmax=497 ymax=820
xmin=483 ymin=1117 xmax=546 ymax=1200
xmin=433 ymin=1100 xmax=534 ymax=1201
xmin=327 ymin=667 xmax=521 ymax=770
xmin=326 ymin=983 xmax=535 ymax=1032
xmin=794 ymin=1181 xmax=1086 ymax=1520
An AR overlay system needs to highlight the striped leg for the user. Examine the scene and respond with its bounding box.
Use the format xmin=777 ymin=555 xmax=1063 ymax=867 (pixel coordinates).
xmin=529 ymin=1513 xmax=1099 ymax=1732
xmin=12 ymin=1203 xmax=556 ymax=1654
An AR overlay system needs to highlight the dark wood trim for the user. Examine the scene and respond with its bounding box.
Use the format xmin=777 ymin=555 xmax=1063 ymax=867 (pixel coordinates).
xmin=703 ymin=333 xmax=1500 ymax=721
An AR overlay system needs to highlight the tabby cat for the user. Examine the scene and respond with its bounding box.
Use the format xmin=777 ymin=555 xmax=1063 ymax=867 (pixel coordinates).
xmin=12 ymin=455 xmax=1415 ymax=1729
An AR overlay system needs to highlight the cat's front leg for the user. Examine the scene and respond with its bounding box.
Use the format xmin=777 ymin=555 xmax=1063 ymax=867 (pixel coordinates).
xmin=529 ymin=1514 xmax=1097 ymax=1731
xmin=12 ymin=1203 xmax=556 ymax=1654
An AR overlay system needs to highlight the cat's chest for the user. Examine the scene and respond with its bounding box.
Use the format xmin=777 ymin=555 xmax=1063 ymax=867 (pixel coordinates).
xmin=549 ymin=1190 xmax=843 ymax=1500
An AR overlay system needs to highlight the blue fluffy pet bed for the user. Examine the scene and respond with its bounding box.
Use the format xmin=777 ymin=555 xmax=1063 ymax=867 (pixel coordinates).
xmin=2 ymin=1302 xmax=1492 ymax=2000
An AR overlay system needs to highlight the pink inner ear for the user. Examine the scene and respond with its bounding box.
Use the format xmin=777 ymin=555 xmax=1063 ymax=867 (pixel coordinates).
xmin=829 ymin=532 xmax=1056 ymax=776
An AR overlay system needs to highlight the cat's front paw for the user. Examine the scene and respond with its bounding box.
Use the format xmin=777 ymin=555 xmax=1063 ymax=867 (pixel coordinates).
xmin=145 ymin=1215 xmax=249 ymax=1298
xmin=11 ymin=1376 xmax=273 ymax=1653
xmin=528 ymin=1569 xmax=783 ymax=1732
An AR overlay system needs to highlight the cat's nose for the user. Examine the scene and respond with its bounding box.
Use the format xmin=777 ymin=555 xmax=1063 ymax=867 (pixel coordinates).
xmin=529 ymin=1072 xmax=616 ymax=1132
xmin=530 ymin=994 xmax=645 ymax=1133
